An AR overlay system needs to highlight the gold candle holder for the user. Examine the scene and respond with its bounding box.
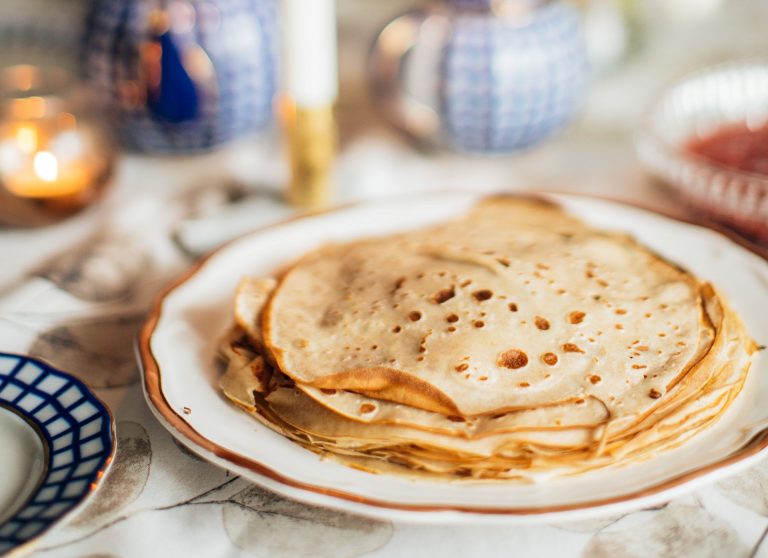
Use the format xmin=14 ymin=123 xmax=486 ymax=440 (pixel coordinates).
xmin=280 ymin=97 xmax=336 ymax=209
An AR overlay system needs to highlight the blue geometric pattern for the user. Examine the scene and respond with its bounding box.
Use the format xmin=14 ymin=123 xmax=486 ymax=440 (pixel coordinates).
xmin=0 ymin=354 xmax=114 ymax=556
xmin=446 ymin=0 xmax=541 ymax=11
xmin=440 ymin=2 xmax=588 ymax=152
xmin=82 ymin=0 xmax=278 ymax=153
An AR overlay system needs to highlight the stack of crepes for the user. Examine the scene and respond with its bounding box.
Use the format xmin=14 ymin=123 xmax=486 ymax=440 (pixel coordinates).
xmin=218 ymin=197 xmax=756 ymax=480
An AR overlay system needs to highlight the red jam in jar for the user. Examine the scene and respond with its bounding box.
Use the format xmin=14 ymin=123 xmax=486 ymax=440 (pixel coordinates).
xmin=685 ymin=122 xmax=768 ymax=176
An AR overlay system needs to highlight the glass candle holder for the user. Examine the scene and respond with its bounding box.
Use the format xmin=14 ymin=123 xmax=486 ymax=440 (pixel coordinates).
xmin=0 ymin=65 xmax=116 ymax=227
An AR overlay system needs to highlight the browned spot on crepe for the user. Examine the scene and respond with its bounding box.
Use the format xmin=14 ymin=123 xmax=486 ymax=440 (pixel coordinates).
xmin=542 ymin=352 xmax=558 ymax=366
xmin=497 ymin=349 xmax=528 ymax=369
xmin=569 ymin=311 xmax=585 ymax=324
xmin=432 ymin=287 xmax=455 ymax=304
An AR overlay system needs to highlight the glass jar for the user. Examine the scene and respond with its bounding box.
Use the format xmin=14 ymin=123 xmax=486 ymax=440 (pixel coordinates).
xmin=0 ymin=65 xmax=116 ymax=226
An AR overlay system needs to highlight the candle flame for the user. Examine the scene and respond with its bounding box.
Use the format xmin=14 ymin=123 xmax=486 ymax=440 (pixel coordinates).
xmin=33 ymin=151 xmax=58 ymax=182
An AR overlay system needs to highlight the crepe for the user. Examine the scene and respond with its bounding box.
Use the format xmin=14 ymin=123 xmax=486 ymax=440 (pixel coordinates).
xmin=217 ymin=196 xmax=757 ymax=481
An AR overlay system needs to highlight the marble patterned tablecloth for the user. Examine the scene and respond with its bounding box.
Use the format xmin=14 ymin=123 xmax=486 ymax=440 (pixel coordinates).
xmin=1 ymin=1 xmax=768 ymax=557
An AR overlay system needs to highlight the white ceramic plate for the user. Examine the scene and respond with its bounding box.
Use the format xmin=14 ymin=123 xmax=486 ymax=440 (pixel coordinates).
xmin=139 ymin=192 xmax=768 ymax=524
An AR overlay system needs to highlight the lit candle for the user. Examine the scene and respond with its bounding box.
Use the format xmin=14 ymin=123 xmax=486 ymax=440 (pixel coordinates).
xmin=0 ymin=120 xmax=99 ymax=199
xmin=0 ymin=65 xmax=116 ymax=226
xmin=280 ymin=0 xmax=338 ymax=208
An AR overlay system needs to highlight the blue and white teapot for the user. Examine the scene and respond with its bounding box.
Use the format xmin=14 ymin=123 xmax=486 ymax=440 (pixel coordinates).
xmin=369 ymin=0 xmax=589 ymax=153
xmin=83 ymin=0 xmax=277 ymax=153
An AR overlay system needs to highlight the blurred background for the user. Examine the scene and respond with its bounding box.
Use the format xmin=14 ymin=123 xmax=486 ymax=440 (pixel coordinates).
xmin=1 ymin=0 xmax=768 ymax=255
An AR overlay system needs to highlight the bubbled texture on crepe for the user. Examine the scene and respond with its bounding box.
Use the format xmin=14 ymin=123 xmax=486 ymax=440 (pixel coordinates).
xmin=264 ymin=198 xmax=712 ymax=417
xmin=218 ymin=196 xmax=756 ymax=481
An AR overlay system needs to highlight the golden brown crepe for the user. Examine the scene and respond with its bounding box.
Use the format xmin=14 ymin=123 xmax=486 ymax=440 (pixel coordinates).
xmin=217 ymin=196 xmax=757 ymax=481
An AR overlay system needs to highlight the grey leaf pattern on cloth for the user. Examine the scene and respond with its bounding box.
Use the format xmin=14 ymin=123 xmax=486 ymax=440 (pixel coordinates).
xmin=717 ymin=459 xmax=768 ymax=515
xmin=71 ymin=421 xmax=152 ymax=528
xmin=171 ymin=436 xmax=205 ymax=462
xmin=222 ymin=485 xmax=393 ymax=558
xmin=581 ymin=504 xmax=747 ymax=558
xmin=28 ymin=313 xmax=144 ymax=388
xmin=551 ymin=514 xmax=627 ymax=533
xmin=35 ymin=236 xmax=149 ymax=303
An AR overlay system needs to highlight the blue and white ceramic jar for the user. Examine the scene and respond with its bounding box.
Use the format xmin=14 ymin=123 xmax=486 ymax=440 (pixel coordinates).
xmin=369 ymin=0 xmax=589 ymax=153
xmin=83 ymin=0 xmax=277 ymax=153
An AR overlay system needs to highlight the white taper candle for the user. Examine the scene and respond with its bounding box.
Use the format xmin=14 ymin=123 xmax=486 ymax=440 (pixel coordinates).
xmin=282 ymin=0 xmax=338 ymax=108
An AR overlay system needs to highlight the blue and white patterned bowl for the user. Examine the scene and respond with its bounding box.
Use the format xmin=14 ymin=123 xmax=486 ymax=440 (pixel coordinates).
xmin=0 ymin=353 xmax=115 ymax=557
xmin=83 ymin=0 xmax=278 ymax=153
xmin=369 ymin=0 xmax=589 ymax=153
xmin=442 ymin=2 xmax=588 ymax=152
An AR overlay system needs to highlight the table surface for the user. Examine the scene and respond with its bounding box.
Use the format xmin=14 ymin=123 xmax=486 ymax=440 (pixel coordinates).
xmin=3 ymin=1 xmax=768 ymax=557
